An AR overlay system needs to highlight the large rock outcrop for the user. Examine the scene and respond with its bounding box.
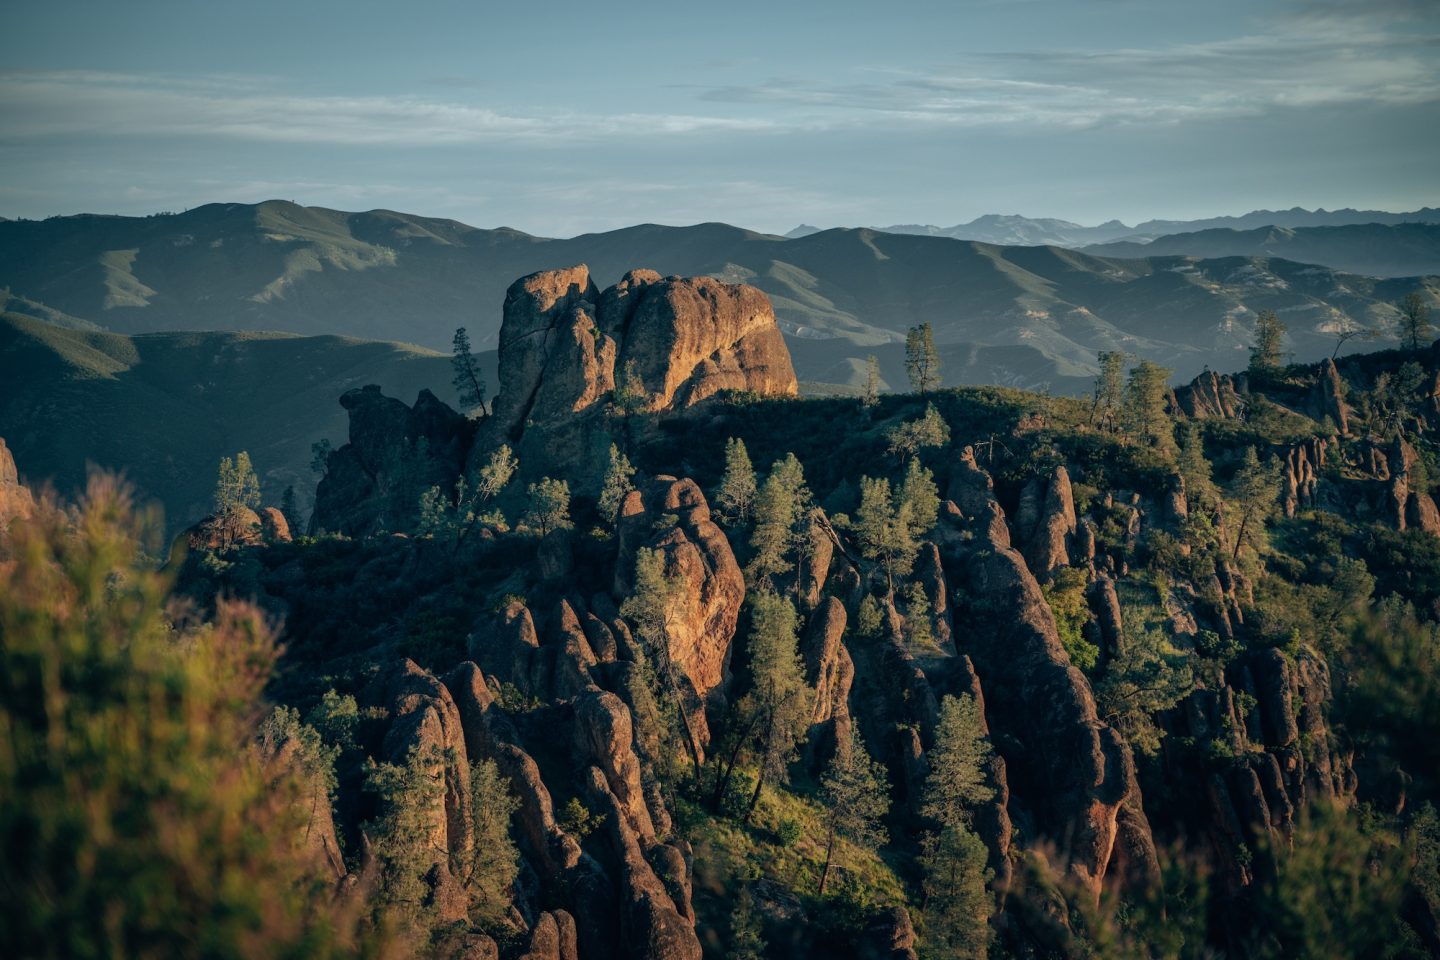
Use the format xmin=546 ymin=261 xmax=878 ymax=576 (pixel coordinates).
xmin=313 ymin=386 xmax=476 ymax=536
xmin=939 ymin=446 xmax=1159 ymax=897
xmin=0 ymin=437 xmax=34 ymax=537
xmin=492 ymin=265 xmax=796 ymax=444
xmin=486 ymin=266 xmax=797 ymax=484
xmin=1173 ymin=370 xmax=1244 ymax=420
xmin=614 ymin=476 xmax=745 ymax=708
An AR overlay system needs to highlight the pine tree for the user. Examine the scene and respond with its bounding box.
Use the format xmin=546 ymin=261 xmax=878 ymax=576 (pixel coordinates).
xmin=863 ymin=355 xmax=882 ymax=408
xmin=1123 ymin=360 xmax=1173 ymax=449
xmin=1228 ymin=445 xmax=1279 ymax=561
xmin=921 ymin=695 xmax=994 ymax=827
xmin=905 ymin=322 xmax=942 ymax=394
xmin=309 ymin=439 xmax=332 ymax=475
xmin=1091 ymin=351 xmax=1127 ymax=433
xmin=919 ymin=694 xmax=996 ymax=960
xmin=816 ymin=729 xmax=890 ymax=896
xmin=886 ymin=403 xmax=950 ymax=462
xmin=597 ymin=443 xmax=636 ymax=526
xmin=737 ymin=592 xmax=810 ymax=822
xmin=461 ymin=758 xmax=519 ymax=920
xmin=621 ymin=548 xmax=703 ymax=783
xmin=1398 ymin=292 xmax=1434 ymax=351
xmin=920 ymin=821 xmax=993 ymax=960
xmin=451 ymin=326 xmax=488 ymax=416
xmin=855 ymin=476 xmax=919 ymax=595
xmin=728 ymin=886 xmax=766 ymax=960
xmin=898 ymin=457 xmax=940 ymax=539
xmin=747 ymin=454 xmax=811 ymax=586
xmin=613 ymin=359 xmax=647 ymax=416
xmin=1176 ymin=422 xmax=1218 ymax=514
xmin=522 ymin=478 xmax=571 ymax=536
xmin=1250 ymin=310 xmax=1287 ymax=373
xmin=715 ymin=437 xmax=758 ymax=526
xmin=212 ymin=451 xmax=262 ymax=549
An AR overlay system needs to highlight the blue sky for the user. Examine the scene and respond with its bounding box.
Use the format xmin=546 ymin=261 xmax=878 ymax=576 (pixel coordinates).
xmin=2 ymin=0 xmax=1436 ymax=235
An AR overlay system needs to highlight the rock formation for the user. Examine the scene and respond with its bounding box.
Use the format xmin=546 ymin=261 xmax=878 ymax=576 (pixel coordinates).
xmin=0 ymin=437 xmax=34 ymax=537
xmin=491 ymin=266 xmax=797 ymax=444
xmin=313 ymin=386 xmax=476 ymax=536
xmin=1308 ymin=358 xmax=1351 ymax=435
xmin=1173 ymin=370 xmax=1245 ymax=420
xmin=614 ymin=476 xmax=745 ymax=708
xmin=1016 ymin=465 xmax=1077 ymax=580
xmin=939 ymin=446 xmax=1159 ymax=896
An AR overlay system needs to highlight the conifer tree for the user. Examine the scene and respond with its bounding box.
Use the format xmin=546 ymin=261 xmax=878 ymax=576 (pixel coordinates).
xmin=1123 ymin=359 xmax=1173 ymax=449
xmin=597 ymin=443 xmax=636 ymax=526
xmin=737 ymin=592 xmax=810 ymax=822
xmin=906 ymin=322 xmax=942 ymax=394
xmin=817 ymin=729 xmax=890 ymax=896
xmin=863 ymin=355 xmax=882 ymax=408
xmin=522 ymin=478 xmax=571 ymax=536
xmin=898 ymin=456 xmax=940 ymax=539
xmin=886 ymin=403 xmax=950 ymax=462
xmin=612 ymin=358 xmax=647 ymax=416
xmin=1176 ymin=421 xmax=1218 ymax=514
xmin=461 ymin=758 xmax=520 ymax=919
xmin=919 ymin=694 xmax=996 ymax=960
xmin=621 ymin=547 xmax=703 ymax=783
xmin=451 ymin=326 xmax=487 ymax=416
xmin=747 ymin=453 xmax=811 ymax=586
xmin=1250 ymin=310 xmax=1287 ymax=373
xmin=715 ymin=437 xmax=758 ymax=525
xmin=855 ymin=476 xmax=920 ymax=595
xmin=1228 ymin=445 xmax=1279 ymax=560
xmin=1091 ymin=350 xmax=1127 ymax=433
xmin=1398 ymin=292 xmax=1433 ymax=351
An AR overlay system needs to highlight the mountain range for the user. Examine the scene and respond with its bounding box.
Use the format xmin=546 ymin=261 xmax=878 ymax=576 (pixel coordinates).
xmin=1 ymin=201 xmax=1436 ymax=396
xmin=799 ymin=205 xmax=1440 ymax=248
xmin=1081 ymin=222 xmax=1440 ymax=278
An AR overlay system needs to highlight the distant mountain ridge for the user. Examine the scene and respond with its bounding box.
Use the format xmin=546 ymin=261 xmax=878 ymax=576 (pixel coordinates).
xmin=788 ymin=205 xmax=1440 ymax=248
xmin=2 ymin=200 xmax=1436 ymax=396
xmin=1081 ymin=222 xmax=1440 ymax=278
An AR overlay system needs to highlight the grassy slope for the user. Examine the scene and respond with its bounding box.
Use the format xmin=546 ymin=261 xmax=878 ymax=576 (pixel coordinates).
xmin=0 ymin=313 xmax=498 ymax=533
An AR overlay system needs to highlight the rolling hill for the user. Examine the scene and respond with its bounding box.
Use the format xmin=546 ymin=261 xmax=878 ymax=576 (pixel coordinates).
xmin=0 ymin=312 xmax=495 ymax=532
xmin=1 ymin=201 xmax=1436 ymax=393
xmin=1082 ymin=222 xmax=1440 ymax=278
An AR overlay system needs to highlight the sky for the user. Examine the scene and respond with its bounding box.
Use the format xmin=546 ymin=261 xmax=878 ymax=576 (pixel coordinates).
xmin=1 ymin=0 xmax=1437 ymax=236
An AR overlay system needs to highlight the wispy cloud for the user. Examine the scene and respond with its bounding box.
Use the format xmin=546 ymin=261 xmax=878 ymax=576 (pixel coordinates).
xmin=699 ymin=19 xmax=1440 ymax=129
xmin=0 ymin=71 xmax=785 ymax=146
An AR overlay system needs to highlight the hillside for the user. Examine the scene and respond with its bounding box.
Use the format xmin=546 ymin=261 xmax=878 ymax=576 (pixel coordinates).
xmin=7 ymin=264 xmax=1440 ymax=959
xmin=0 ymin=313 xmax=494 ymax=531
xmin=1083 ymin=222 xmax=1440 ymax=278
xmin=2 ymin=201 xmax=1435 ymax=391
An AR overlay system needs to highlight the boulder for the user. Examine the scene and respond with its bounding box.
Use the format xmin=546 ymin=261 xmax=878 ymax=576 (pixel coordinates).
xmin=614 ymin=476 xmax=744 ymax=707
xmin=0 ymin=437 xmax=35 ymax=534
xmin=185 ymin=507 xmax=264 ymax=551
xmin=864 ymin=906 xmax=920 ymax=960
xmin=362 ymin=659 xmax=474 ymax=866
xmin=574 ymin=687 xmax=656 ymax=843
xmin=259 ymin=506 xmax=292 ymax=543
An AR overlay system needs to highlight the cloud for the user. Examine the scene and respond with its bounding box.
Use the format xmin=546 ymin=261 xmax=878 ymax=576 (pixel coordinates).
xmin=0 ymin=71 xmax=785 ymax=146
xmin=699 ymin=21 xmax=1440 ymax=129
